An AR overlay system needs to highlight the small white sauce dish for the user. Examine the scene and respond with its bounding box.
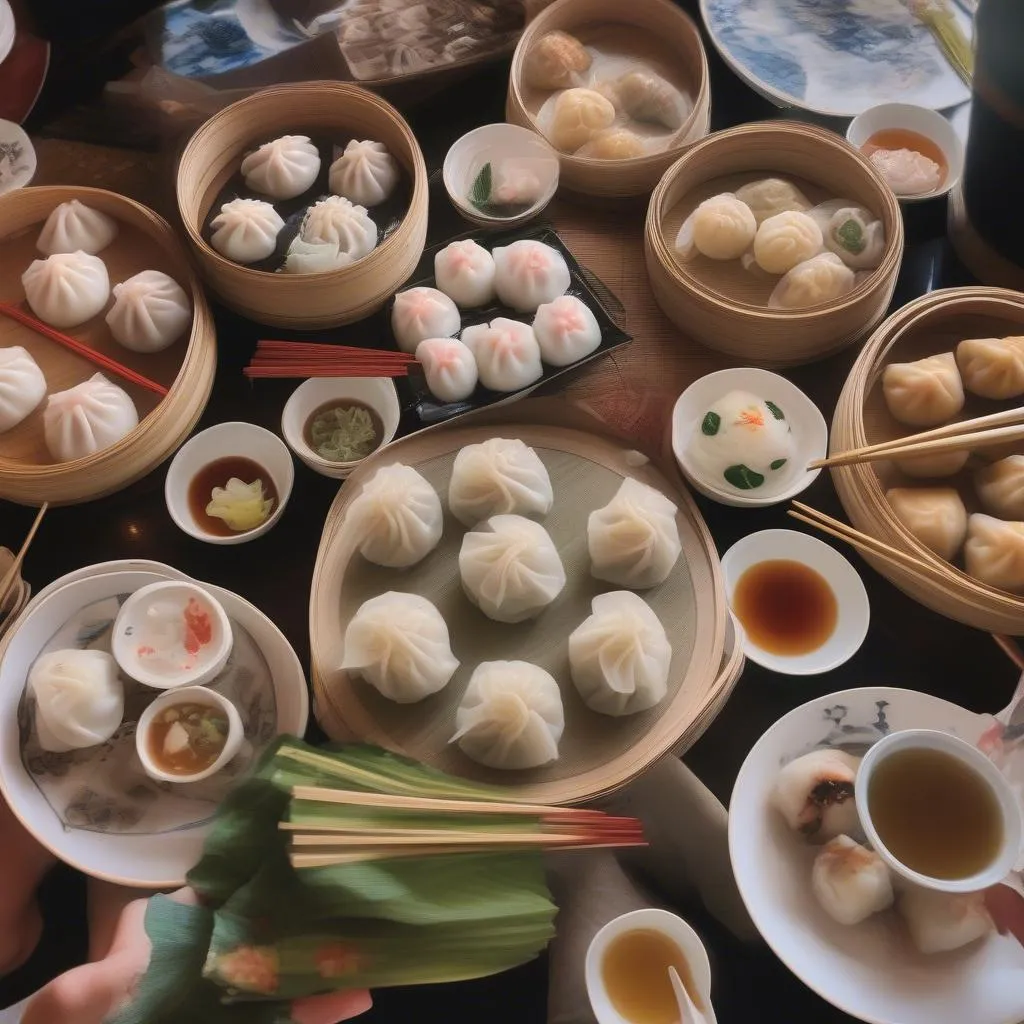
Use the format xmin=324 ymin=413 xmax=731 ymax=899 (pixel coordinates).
xmin=135 ymin=685 xmax=244 ymax=784
xmin=164 ymin=421 xmax=294 ymax=545
xmin=856 ymin=728 xmax=1023 ymax=894
xmin=721 ymin=529 xmax=870 ymax=676
xmin=585 ymin=908 xmax=716 ymax=1024
xmin=443 ymin=123 xmax=559 ymax=229
xmin=847 ymin=102 xmax=964 ymax=202
xmin=112 ymin=581 xmax=233 ymax=690
xmin=281 ymin=377 xmax=400 ymax=480
xmin=671 ymin=367 xmax=827 ymax=508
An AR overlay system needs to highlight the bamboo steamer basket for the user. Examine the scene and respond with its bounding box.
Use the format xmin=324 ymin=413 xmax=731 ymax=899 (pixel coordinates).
xmin=506 ymin=0 xmax=711 ymax=199
xmin=831 ymin=286 xmax=1024 ymax=634
xmin=645 ymin=122 xmax=904 ymax=367
xmin=309 ymin=404 xmax=730 ymax=805
xmin=176 ymin=82 xmax=428 ymax=330
xmin=0 ymin=186 xmax=215 ymax=507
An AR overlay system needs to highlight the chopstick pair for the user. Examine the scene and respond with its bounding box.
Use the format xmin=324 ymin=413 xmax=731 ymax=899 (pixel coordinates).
xmin=810 ymin=407 xmax=1024 ymax=471
xmin=0 ymin=504 xmax=46 ymax=611
xmin=244 ymin=339 xmax=419 ymax=380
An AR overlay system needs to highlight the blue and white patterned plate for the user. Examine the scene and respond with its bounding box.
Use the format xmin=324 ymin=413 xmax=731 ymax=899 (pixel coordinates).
xmin=701 ymin=0 xmax=972 ymax=118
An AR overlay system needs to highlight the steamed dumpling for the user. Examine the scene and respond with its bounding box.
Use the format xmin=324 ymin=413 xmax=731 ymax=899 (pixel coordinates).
xmin=433 ymin=239 xmax=496 ymax=308
xmin=768 ymin=252 xmax=856 ymax=310
xmin=753 ymin=210 xmax=823 ymax=274
xmin=895 ymin=450 xmax=970 ymax=479
xmin=415 ymin=337 xmax=478 ymax=403
xmin=734 ymin=178 xmax=811 ymax=225
xmin=547 ymin=88 xmax=615 ymax=153
xmin=956 ymin=336 xmax=1024 ymax=400
xmin=105 ymin=270 xmax=191 ymax=353
xmin=897 ymin=888 xmax=993 ymax=954
xmin=453 ymin=660 xmax=564 ymax=770
xmin=241 ymin=134 xmax=321 ymax=200
xmin=976 ymin=456 xmax=1024 ymax=520
xmin=811 ymin=835 xmax=894 ymax=926
xmin=459 ymin=514 xmax=566 ymax=623
xmin=391 ymin=286 xmax=461 ymax=354
xmin=341 ymin=592 xmax=458 ymax=703
xmin=772 ymin=748 xmax=860 ymax=840
xmin=576 ymin=129 xmax=646 ymax=160
xmin=676 ymin=193 xmax=757 ymax=261
xmin=461 ymin=319 xmax=543 ymax=393
xmin=345 ymin=463 xmax=443 ymax=568
xmin=210 ymin=198 xmax=284 ymax=264
xmin=882 ymin=352 xmax=964 ymax=427
xmin=0 ymin=346 xmax=46 ymax=432
xmin=523 ymin=30 xmax=591 ymax=90
xmin=299 ymin=196 xmax=377 ymax=262
xmin=811 ymin=201 xmax=886 ymax=271
xmin=22 ymin=251 xmax=110 ymax=328
xmin=448 ymin=438 xmax=553 ymax=526
xmin=329 ymin=139 xmax=400 ymax=207
xmin=965 ymin=513 xmax=1024 ymax=593
xmin=602 ymin=70 xmax=689 ymax=130
xmin=588 ymin=478 xmax=681 ymax=589
xmin=492 ymin=239 xmax=570 ymax=312
xmin=569 ymin=591 xmax=671 ymax=717
xmin=532 ymin=294 xmax=601 ymax=366
xmin=37 ymin=200 xmax=118 ymax=256
xmin=43 ymin=373 xmax=138 ymax=462
xmin=282 ymin=237 xmax=354 ymax=275
xmin=886 ymin=487 xmax=968 ymax=561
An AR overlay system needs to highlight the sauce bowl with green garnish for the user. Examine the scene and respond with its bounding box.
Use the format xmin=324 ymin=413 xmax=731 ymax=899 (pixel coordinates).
xmin=443 ymin=123 xmax=559 ymax=229
xmin=282 ymin=377 xmax=400 ymax=480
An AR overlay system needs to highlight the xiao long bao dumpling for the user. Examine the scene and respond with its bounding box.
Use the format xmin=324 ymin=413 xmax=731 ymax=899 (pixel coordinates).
xmin=345 ymin=462 xmax=443 ymax=568
xmin=210 ymin=198 xmax=284 ymax=264
xmin=415 ymin=337 xmax=478 ymax=403
xmin=37 ymin=199 xmax=118 ymax=256
xmin=433 ymin=239 xmax=496 ymax=309
xmin=523 ymin=30 xmax=591 ymax=91
xmin=492 ymin=239 xmax=570 ymax=312
xmin=588 ymin=478 xmax=681 ymax=589
xmin=956 ymin=335 xmax=1024 ymax=400
xmin=453 ymin=661 xmax=564 ymax=770
xmin=734 ymin=177 xmax=811 ymax=226
xmin=882 ymin=352 xmax=965 ymax=427
xmin=329 ymin=139 xmax=400 ymax=207
xmin=965 ymin=513 xmax=1024 ymax=593
xmin=531 ymin=295 xmax=601 ymax=367
xmin=547 ymin=88 xmax=616 ymax=154
xmin=105 ymin=270 xmax=191 ymax=353
xmin=753 ymin=210 xmax=823 ymax=275
xmin=886 ymin=487 xmax=968 ymax=562
xmin=240 ymin=134 xmax=320 ymax=200
xmin=676 ymin=193 xmax=756 ymax=262
xmin=459 ymin=514 xmax=566 ymax=623
xmin=768 ymin=252 xmax=855 ymax=310
xmin=299 ymin=196 xmax=377 ymax=262
xmin=0 ymin=346 xmax=46 ymax=432
xmin=22 ymin=251 xmax=110 ymax=328
xmin=569 ymin=591 xmax=672 ymax=717
xmin=392 ymin=286 xmax=461 ymax=354
xmin=341 ymin=592 xmax=459 ymax=703
xmin=461 ymin=318 xmax=543 ymax=393
xmin=43 ymin=373 xmax=139 ymax=462
xmin=976 ymin=455 xmax=1024 ymax=520
xmin=448 ymin=437 xmax=553 ymax=527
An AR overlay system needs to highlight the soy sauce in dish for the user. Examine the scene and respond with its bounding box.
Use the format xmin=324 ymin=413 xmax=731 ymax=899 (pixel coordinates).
xmin=733 ymin=559 xmax=837 ymax=656
xmin=304 ymin=399 xmax=383 ymax=462
xmin=602 ymin=928 xmax=702 ymax=1024
xmin=188 ymin=456 xmax=278 ymax=537
xmin=868 ymin=747 xmax=1003 ymax=879
xmin=147 ymin=701 xmax=229 ymax=776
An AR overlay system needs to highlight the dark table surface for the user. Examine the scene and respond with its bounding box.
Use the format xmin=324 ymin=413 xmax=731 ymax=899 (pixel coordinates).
xmin=1 ymin=4 xmax=1020 ymax=1021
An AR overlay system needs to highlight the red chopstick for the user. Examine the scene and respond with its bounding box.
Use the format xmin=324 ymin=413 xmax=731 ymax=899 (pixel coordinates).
xmin=0 ymin=302 xmax=169 ymax=398
xmin=244 ymin=338 xmax=419 ymax=380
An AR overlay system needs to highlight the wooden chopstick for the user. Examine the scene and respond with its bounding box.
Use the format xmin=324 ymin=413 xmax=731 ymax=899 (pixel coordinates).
xmin=0 ymin=303 xmax=169 ymax=397
xmin=992 ymin=634 xmax=1024 ymax=672
xmin=0 ymin=503 xmax=47 ymax=609
xmin=289 ymin=830 xmax=644 ymax=848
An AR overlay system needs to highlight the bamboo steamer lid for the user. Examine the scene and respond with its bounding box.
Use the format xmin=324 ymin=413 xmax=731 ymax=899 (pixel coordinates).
xmin=0 ymin=186 xmax=215 ymax=507
xmin=645 ymin=121 xmax=904 ymax=367
xmin=506 ymin=0 xmax=711 ymax=199
xmin=176 ymin=82 xmax=428 ymax=330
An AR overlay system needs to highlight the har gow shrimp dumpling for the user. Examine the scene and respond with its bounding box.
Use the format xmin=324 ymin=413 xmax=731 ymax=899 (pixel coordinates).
xmin=492 ymin=239 xmax=570 ymax=312
xmin=433 ymin=239 xmax=495 ymax=309
xmin=105 ymin=270 xmax=192 ymax=353
xmin=965 ymin=513 xmax=1024 ymax=593
xmin=768 ymin=252 xmax=855 ymax=310
xmin=894 ymin=449 xmax=970 ymax=479
xmin=415 ymin=337 xmax=478 ymax=403
xmin=532 ymin=295 xmax=601 ymax=367
xmin=22 ymin=251 xmax=110 ymax=328
xmin=546 ymin=88 xmax=616 ymax=154
xmin=882 ymin=352 xmax=964 ymax=427
xmin=37 ymin=199 xmax=118 ymax=256
xmin=734 ymin=178 xmax=811 ymax=225
xmin=0 ymin=346 xmax=46 ymax=432
xmin=676 ymin=193 xmax=756 ymax=261
xmin=603 ymin=70 xmax=690 ymax=131
xmin=576 ymin=129 xmax=646 ymax=161
xmin=886 ymin=487 xmax=967 ymax=562
xmin=956 ymin=335 xmax=1024 ymax=400
xmin=391 ymin=286 xmax=461 ymax=354
xmin=461 ymin=318 xmax=543 ymax=393
xmin=753 ymin=210 xmax=823 ymax=275
xmin=976 ymin=455 xmax=1024 ymax=520
xmin=523 ymin=30 xmax=591 ymax=91
xmin=240 ymin=134 xmax=321 ymax=200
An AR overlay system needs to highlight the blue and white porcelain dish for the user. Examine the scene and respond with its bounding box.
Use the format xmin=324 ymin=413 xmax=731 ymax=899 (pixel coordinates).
xmin=700 ymin=0 xmax=972 ymax=118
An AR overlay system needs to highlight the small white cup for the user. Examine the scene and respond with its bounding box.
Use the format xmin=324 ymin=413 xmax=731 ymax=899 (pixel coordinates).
xmin=135 ymin=685 xmax=244 ymax=784
xmin=856 ymin=729 xmax=1023 ymax=894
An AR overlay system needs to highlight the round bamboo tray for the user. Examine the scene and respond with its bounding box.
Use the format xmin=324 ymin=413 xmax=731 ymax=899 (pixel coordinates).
xmin=0 ymin=186 xmax=215 ymax=507
xmin=176 ymin=82 xmax=429 ymax=330
xmin=309 ymin=407 xmax=730 ymax=805
xmin=506 ymin=0 xmax=711 ymax=199
xmin=832 ymin=286 xmax=1024 ymax=634
xmin=645 ymin=121 xmax=904 ymax=367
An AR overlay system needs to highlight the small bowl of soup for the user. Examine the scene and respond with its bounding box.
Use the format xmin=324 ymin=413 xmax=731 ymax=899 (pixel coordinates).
xmin=281 ymin=377 xmax=400 ymax=480
xmin=847 ymin=103 xmax=964 ymax=202
xmin=164 ymin=421 xmax=294 ymax=544
xmin=136 ymin=685 xmax=243 ymax=784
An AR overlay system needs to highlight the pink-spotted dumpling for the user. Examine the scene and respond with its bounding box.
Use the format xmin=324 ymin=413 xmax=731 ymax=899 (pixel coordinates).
xmin=415 ymin=337 xmax=478 ymax=403
xmin=492 ymin=240 xmax=570 ymax=312
xmin=532 ymin=294 xmax=601 ymax=367
xmin=461 ymin=318 xmax=542 ymax=392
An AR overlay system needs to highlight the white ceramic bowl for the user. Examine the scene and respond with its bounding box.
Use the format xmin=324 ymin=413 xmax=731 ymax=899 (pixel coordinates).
xmin=135 ymin=685 xmax=244 ymax=784
xmin=846 ymin=102 xmax=965 ymax=202
xmin=443 ymin=123 xmax=559 ymax=228
xmin=671 ymin=368 xmax=827 ymax=508
xmin=281 ymin=377 xmax=400 ymax=480
xmin=164 ymin=421 xmax=294 ymax=544
xmin=111 ymin=581 xmax=233 ymax=690
xmin=856 ymin=728 xmax=1023 ymax=894
xmin=721 ymin=529 xmax=869 ymax=675
xmin=585 ymin=908 xmax=716 ymax=1024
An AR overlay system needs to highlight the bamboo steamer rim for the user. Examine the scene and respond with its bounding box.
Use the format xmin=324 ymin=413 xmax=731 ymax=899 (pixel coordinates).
xmin=645 ymin=120 xmax=904 ymax=319
xmin=507 ymin=0 xmax=710 ymax=173
xmin=175 ymin=81 xmax=428 ymax=285
xmin=0 ymin=186 xmax=216 ymax=501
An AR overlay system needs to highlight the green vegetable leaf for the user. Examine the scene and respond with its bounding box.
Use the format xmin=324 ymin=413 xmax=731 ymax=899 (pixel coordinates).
xmin=765 ymin=400 xmax=785 ymax=421
xmin=770 ymin=458 xmax=788 ymax=470
xmin=724 ymin=464 xmax=765 ymax=490
xmin=836 ymin=218 xmax=865 ymax=254
xmin=470 ymin=162 xmax=493 ymax=209
xmin=701 ymin=411 xmax=721 ymax=436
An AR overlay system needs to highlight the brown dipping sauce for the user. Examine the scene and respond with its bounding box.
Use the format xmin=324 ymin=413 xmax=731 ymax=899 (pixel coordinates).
xmin=602 ymin=928 xmax=703 ymax=1024
xmin=187 ymin=455 xmax=278 ymax=537
xmin=861 ymin=128 xmax=949 ymax=178
xmin=868 ymin=747 xmax=1003 ymax=880
xmin=147 ymin=701 xmax=230 ymax=776
xmin=733 ymin=559 xmax=838 ymax=656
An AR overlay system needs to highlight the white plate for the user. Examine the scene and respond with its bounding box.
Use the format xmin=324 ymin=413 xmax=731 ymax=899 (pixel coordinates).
xmin=0 ymin=564 xmax=308 ymax=887
xmin=729 ymin=686 xmax=1024 ymax=1024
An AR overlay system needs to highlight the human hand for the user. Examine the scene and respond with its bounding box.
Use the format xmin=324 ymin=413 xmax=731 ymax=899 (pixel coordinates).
xmin=984 ymin=883 xmax=1024 ymax=945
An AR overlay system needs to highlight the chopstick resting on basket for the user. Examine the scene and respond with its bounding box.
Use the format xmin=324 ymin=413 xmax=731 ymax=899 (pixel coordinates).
xmin=0 ymin=303 xmax=169 ymax=397
xmin=810 ymin=407 xmax=1024 ymax=470
xmin=244 ymin=339 xmax=419 ymax=380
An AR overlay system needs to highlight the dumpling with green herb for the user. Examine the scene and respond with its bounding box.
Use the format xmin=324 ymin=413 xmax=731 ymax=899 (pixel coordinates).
xmin=810 ymin=200 xmax=886 ymax=270
xmin=689 ymin=389 xmax=795 ymax=494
